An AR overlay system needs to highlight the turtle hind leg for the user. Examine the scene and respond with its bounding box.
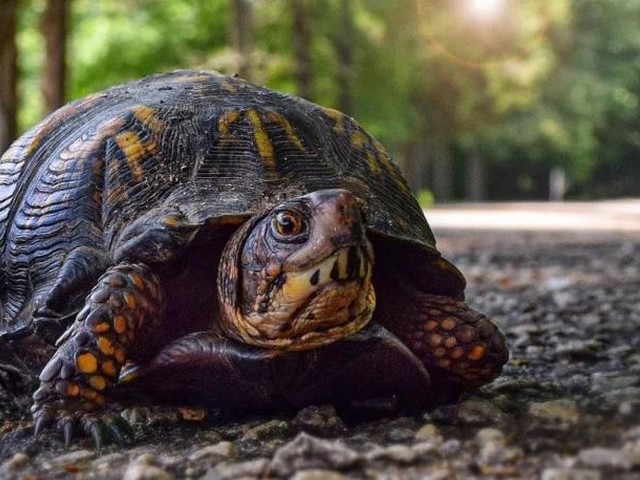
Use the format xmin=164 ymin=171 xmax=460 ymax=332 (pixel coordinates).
xmin=416 ymin=295 xmax=508 ymax=391
xmin=31 ymin=263 xmax=164 ymax=447
xmin=377 ymin=290 xmax=509 ymax=401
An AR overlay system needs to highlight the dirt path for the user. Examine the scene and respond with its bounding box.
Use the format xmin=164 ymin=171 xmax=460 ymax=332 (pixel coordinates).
xmin=425 ymin=199 xmax=640 ymax=232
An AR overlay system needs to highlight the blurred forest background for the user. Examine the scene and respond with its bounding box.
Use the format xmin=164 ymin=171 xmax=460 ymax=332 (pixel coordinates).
xmin=1 ymin=0 xmax=639 ymax=202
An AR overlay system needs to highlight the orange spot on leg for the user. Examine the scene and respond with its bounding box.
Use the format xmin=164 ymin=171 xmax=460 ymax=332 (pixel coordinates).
xmin=444 ymin=337 xmax=457 ymax=348
xmin=433 ymin=347 xmax=446 ymax=358
xmin=114 ymin=348 xmax=126 ymax=365
xmin=76 ymin=352 xmax=98 ymax=374
xmin=101 ymin=360 xmax=117 ymax=378
xmin=97 ymin=336 xmax=115 ymax=356
xmin=423 ymin=320 xmax=438 ymax=331
xmin=428 ymin=334 xmax=443 ymax=347
xmin=451 ymin=347 xmax=465 ymax=359
xmin=468 ymin=345 xmax=487 ymax=361
xmin=92 ymin=322 xmax=111 ymax=333
xmin=441 ymin=317 xmax=457 ymax=331
xmin=67 ymin=384 xmax=80 ymax=396
xmin=114 ymin=315 xmax=127 ymax=334
xmin=81 ymin=387 xmax=98 ymax=400
xmin=123 ymin=292 xmax=137 ymax=310
xmin=128 ymin=273 xmax=146 ymax=291
xmin=89 ymin=375 xmax=107 ymax=391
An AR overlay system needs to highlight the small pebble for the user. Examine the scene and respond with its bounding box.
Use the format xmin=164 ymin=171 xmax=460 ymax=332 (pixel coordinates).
xmin=51 ymin=449 xmax=94 ymax=465
xmin=365 ymin=444 xmax=417 ymax=464
xmin=241 ymin=419 xmax=291 ymax=441
xmin=617 ymin=400 xmax=640 ymax=420
xmin=419 ymin=469 xmax=453 ymax=480
xmin=293 ymin=405 xmax=347 ymax=436
xmin=189 ymin=441 xmax=236 ymax=462
xmin=475 ymin=427 xmax=506 ymax=446
xmin=479 ymin=441 xmax=523 ymax=465
xmin=411 ymin=442 xmax=440 ymax=460
xmin=440 ymin=439 xmax=461 ymax=458
xmin=529 ymin=399 xmax=580 ymax=424
xmin=203 ymin=458 xmax=269 ymax=480
xmin=270 ymin=433 xmax=360 ymax=477
xmin=622 ymin=441 xmax=640 ymax=467
xmin=578 ymin=447 xmax=632 ymax=470
xmin=121 ymin=406 xmax=179 ymax=425
xmin=385 ymin=427 xmax=415 ymax=443
xmin=415 ymin=423 xmax=442 ymax=443
xmin=123 ymin=463 xmax=173 ymax=480
xmin=133 ymin=453 xmax=158 ymax=466
xmin=290 ymin=469 xmax=347 ymax=480
xmin=623 ymin=426 xmax=640 ymax=442
xmin=541 ymin=468 xmax=602 ymax=480
xmin=1 ymin=452 xmax=29 ymax=471
xmin=457 ymin=399 xmax=509 ymax=426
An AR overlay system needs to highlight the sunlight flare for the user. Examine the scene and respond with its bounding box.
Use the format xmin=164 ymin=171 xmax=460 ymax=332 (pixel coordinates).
xmin=468 ymin=0 xmax=504 ymax=20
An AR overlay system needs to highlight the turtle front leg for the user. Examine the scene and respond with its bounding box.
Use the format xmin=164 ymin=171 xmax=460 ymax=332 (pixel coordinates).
xmin=31 ymin=263 xmax=163 ymax=446
xmin=382 ymin=293 xmax=508 ymax=401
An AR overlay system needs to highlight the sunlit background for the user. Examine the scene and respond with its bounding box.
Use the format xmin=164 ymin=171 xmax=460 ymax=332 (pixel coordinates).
xmin=2 ymin=0 xmax=640 ymax=203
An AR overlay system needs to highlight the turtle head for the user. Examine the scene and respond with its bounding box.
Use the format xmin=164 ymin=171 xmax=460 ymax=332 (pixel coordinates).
xmin=218 ymin=189 xmax=375 ymax=350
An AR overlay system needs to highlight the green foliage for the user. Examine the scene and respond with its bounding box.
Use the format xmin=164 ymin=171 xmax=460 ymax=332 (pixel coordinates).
xmin=14 ymin=0 xmax=640 ymax=199
xmin=69 ymin=0 xmax=228 ymax=96
xmin=18 ymin=0 xmax=228 ymax=130
xmin=471 ymin=0 xmax=640 ymax=196
xmin=417 ymin=189 xmax=435 ymax=207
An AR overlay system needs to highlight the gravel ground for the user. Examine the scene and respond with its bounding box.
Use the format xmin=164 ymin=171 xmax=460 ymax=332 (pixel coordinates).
xmin=0 ymin=229 xmax=639 ymax=479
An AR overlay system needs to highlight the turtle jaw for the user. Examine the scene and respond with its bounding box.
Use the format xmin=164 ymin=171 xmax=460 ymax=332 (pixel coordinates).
xmin=225 ymin=244 xmax=376 ymax=351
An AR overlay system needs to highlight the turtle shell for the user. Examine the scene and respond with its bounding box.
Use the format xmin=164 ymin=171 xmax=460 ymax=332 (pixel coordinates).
xmin=0 ymin=70 xmax=464 ymax=340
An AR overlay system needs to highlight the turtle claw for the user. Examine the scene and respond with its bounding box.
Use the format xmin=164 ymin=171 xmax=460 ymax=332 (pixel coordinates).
xmin=109 ymin=416 xmax=134 ymax=443
xmin=89 ymin=422 xmax=104 ymax=450
xmin=62 ymin=420 xmax=74 ymax=447
xmin=81 ymin=413 xmax=133 ymax=448
xmin=33 ymin=411 xmax=53 ymax=438
xmin=32 ymin=403 xmax=133 ymax=448
xmin=107 ymin=423 xmax=127 ymax=446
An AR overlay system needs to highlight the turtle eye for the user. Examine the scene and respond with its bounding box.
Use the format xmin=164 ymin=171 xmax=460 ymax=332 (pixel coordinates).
xmin=273 ymin=211 xmax=305 ymax=237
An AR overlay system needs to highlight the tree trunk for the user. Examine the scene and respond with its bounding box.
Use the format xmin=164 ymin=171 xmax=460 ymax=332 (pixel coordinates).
xmin=0 ymin=0 xmax=18 ymax=154
xmin=291 ymin=0 xmax=313 ymax=100
xmin=334 ymin=0 xmax=354 ymax=114
xmin=399 ymin=140 xmax=428 ymax=193
xmin=466 ymin=153 xmax=485 ymax=201
xmin=229 ymin=0 xmax=254 ymax=81
xmin=41 ymin=0 xmax=68 ymax=116
xmin=427 ymin=132 xmax=453 ymax=202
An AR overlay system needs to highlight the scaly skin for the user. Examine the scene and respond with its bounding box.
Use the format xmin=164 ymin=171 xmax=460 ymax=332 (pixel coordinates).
xmin=31 ymin=263 xmax=163 ymax=446
xmin=402 ymin=294 xmax=507 ymax=389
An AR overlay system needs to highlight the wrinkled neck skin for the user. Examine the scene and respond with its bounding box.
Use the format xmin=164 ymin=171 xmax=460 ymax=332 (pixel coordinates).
xmin=217 ymin=190 xmax=376 ymax=351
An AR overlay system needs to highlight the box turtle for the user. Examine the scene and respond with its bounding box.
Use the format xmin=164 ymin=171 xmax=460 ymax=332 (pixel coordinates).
xmin=0 ymin=70 xmax=508 ymax=445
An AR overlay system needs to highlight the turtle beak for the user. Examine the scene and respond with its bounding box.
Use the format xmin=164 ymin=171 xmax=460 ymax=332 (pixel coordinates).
xmin=280 ymin=245 xmax=372 ymax=304
xmin=283 ymin=189 xmax=369 ymax=270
